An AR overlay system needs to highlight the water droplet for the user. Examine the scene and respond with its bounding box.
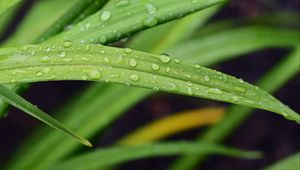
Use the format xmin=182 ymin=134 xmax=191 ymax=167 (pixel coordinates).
xmin=234 ymin=86 xmax=247 ymax=93
xmin=100 ymin=10 xmax=112 ymax=21
xmin=151 ymin=63 xmax=160 ymax=71
xmin=88 ymin=70 xmax=102 ymax=80
xmin=58 ymin=51 xmax=67 ymax=57
xmin=144 ymin=3 xmax=158 ymax=14
xmin=129 ymin=58 xmax=137 ymax=67
xmin=99 ymin=35 xmax=108 ymax=44
xmin=104 ymin=57 xmax=111 ymax=62
xmin=204 ymin=75 xmax=210 ymax=82
xmin=85 ymin=44 xmax=91 ymax=51
xmin=166 ymin=67 xmax=171 ymax=72
xmin=153 ymin=87 xmax=160 ymax=91
xmin=62 ymin=58 xmax=73 ymax=62
xmin=142 ymin=16 xmax=158 ymax=27
xmin=129 ymin=74 xmax=140 ymax=82
xmin=194 ymin=64 xmax=201 ymax=69
xmin=36 ymin=71 xmax=44 ymax=77
xmin=158 ymin=54 xmax=171 ymax=63
xmin=124 ymin=48 xmax=133 ymax=54
xmin=207 ymin=88 xmax=223 ymax=95
xmin=116 ymin=0 xmax=130 ymax=7
xmin=174 ymin=58 xmax=181 ymax=63
xmin=63 ymin=41 xmax=72 ymax=48
xmin=41 ymin=56 xmax=51 ymax=63
xmin=232 ymin=96 xmax=239 ymax=102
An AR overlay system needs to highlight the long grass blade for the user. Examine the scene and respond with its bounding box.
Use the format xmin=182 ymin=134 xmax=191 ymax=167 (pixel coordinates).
xmin=52 ymin=142 xmax=261 ymax=170
xmin=0 ymin=84 xmax=91 ymax=147
xmin=167 ymin=26 xmax=299 ymax=65
xmin=3 ymin=0 xmax=86 ymax=45
xmin=46 ymin=0 xmax=224 ymax=44
xmin=118 ymin=107 xmax=225 ymax=145
xmin=0 ymin=44 xmax=298 ymax=123
xmin=264 ymin=152 xmax=300 ymax=170
xmin=3 ymin=5 xmax=223 ymax=169
xmin=0 ymin=0 xmax=22 ymax=17
xmin=169 ymin=46 xmax=300 ymax=170
xmin=5 ymin=26 xmax=298 ymax=170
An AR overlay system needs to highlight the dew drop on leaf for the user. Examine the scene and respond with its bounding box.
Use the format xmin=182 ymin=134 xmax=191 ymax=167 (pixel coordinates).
xmin=104 ymin=57 xmax=111 ymax=63
xmin=116 ymin=0 xmax=130 ymax=7
xmin=88 ymin=70 xmax=102 ymax=80
xmin=159 ymin=53 xmax=171 ymax=63
xmin=36 ymin=71 xmax=44 ymax=77
xmin=99 ymin=35 xmax=108 ymax=44
xmin=144 ymin=3 xmax=158 ymax=14
xmin=100 ymin=10 xmax=112 ymax=21
xmin=207 ymin=88 xmax=223 ymax=95
xmin=142 ymin=16 xmax=158 ymax=27
xmin=129 ymin=58 xmax=138 ymax=67
xmin=151 ymin=63 xmax=160 ymax=71
xmin=63 ymin=41 xmax=72 ymax=48
xmin=58 ymin=51 xmax=67 ymax=57
xmin=204 ymin=75 xmax=210 ymax=82
xmin=124 ymin=48 xmax=133 ymax=54
xmin=129 ymin=74 xmax=140 ymax=82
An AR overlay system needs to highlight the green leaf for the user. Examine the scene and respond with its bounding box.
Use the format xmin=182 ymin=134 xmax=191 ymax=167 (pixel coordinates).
xmin=264 ymin=152 xmax=300 ymax=170
xmin=5 ymin=26 xmax=298 ymax=170
xmin=0 ymin=0 xmax=22 ymax=17
xmin=3 ymin=0 xmax=87 ymax=45
xmin=35 ymin=0 xmax=109 ymax=43
xmin=3 ymin=5 xmax=221 ymax=170
xmin=0 ymin=84 xmax=91 ymax=147
xmin=46 ymin=0 xmax=224 ymax=44
xmin=0 ymin=44 xmax=298 ymax=123
xmin=52 ymin=142 xmax=261 ymax=170
xmin=169 ymin=46 xmax=300 ymax=170
xmin=167 ymin=26 xmax=299 ymax=65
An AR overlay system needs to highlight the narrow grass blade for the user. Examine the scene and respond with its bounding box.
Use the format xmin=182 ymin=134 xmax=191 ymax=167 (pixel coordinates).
xmin=0 ymin=84 xmax=91 ymax=147
xmin=35 ymin=0 xmax=109 ymax=43
xmin=46 ymin=0 xmax=224 ymax=44
xmin=264 ymin=152 xmax=300 ymax=170
xmin=167 ymin=26 xmax=299 ymax=65
xmin=169 ymin=46 xmax=300 ymax=170
xmin=3 ymin=0 xmax=85 ymax=45
xmin=71 ymin=0 xmax=109 ymax=24
xmin=0 ymin=0 xmax=22 ymax=17
xmin=0 ymin=44 xmax=298 ymax=123
xmin=118 ymin=107 xmax=225 ymax=145
xmin=51 ymin=142 xmax=261 ymax=170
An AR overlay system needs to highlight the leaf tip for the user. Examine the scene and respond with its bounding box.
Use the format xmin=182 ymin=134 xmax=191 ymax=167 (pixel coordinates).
xmin=81 ymin=139 xmax=93 ymax=147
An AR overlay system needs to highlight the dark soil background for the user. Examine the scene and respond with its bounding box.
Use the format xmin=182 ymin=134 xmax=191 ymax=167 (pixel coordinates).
xmin=0 ymin=0 xmax=299 ymax=170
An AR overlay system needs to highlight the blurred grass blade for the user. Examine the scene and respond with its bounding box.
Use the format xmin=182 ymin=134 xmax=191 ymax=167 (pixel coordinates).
xmin=52 ymin=142 xmax=261 ymax=170
xmin=46 ymin=0 xmax=224 ymax=44
xmin=167 ymin=26 xmax=299 ymax=65
xmin=71 ymin=0 xmax=109 ymax=24
xmin=0 ymin=44 xmax=298 ymax=123
xmin=3 ymin=0 xmax=89 ymax=45
xmin=0 ymin=0 xmax=22 ymax=17
xmin=129 ymin=4 xmax=224 ymax=53
xmin=0 ymin=84 xmax=91 ymax=147
xmin=0 ymin=4 xmax=20 ymax=39
xmin=118 ymin=107 xmax=225 ymax=145
xmin=35 ymin=0 xmax=109 ymax=43
xmin=169 ymin=46 xmax=300 ymax=170
xmin=264 ymin=152 xmax=300 ymax=170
